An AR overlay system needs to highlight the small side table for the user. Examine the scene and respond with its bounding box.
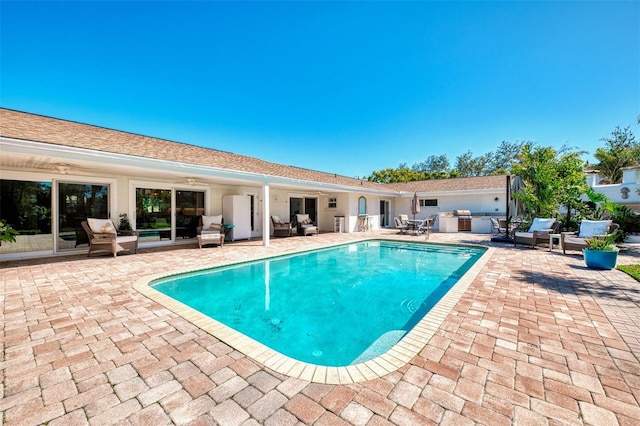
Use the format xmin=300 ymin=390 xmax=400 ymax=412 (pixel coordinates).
xmin=549 ymin=233 xmax=561 ymax=251
xmin=223 ymin=224 xmax=235 ymax=242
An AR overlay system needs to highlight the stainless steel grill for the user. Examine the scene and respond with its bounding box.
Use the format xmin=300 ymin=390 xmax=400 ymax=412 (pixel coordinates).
xmin=453 ymin=209 xmax=472 ymax=231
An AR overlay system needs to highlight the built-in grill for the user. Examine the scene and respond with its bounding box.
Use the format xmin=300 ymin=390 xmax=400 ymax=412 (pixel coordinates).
xmin=453 ymin=209 xmax=472 ymax=231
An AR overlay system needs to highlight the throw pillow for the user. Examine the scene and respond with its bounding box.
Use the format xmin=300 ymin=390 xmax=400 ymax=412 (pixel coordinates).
xmin=88 ymin=218 xmax=117 ymax=234
xmin=528 ymin=218 xmax=555 ymax=232
xmin=202 ymin=215 xmax=222 ymax=229
xmin=578 ymin=220 xmax=611 ymax=238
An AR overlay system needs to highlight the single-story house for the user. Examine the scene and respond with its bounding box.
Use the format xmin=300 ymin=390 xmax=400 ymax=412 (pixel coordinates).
xmin=0 ymin=108 xmax=510 ymax=260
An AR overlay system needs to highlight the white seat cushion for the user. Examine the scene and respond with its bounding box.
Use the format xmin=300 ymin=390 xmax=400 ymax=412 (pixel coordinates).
xmin=564 ymin=236 xmax=587 ymax=246
xmin=515 ymin=232 xmax=533 ymax=238
xmin=115 ymin=235 xmax=138 ymax=243
xmin=201 ymin=230 xmax=221 ymax=235
xmin=200 ymin=232 xmax=222 ymax=239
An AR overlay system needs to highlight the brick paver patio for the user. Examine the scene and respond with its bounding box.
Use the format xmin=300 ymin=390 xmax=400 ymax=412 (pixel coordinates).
xmin=1 ymin=231 xmax=639 ymax=425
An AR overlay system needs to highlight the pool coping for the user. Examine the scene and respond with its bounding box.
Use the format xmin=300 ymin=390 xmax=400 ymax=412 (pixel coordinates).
xmin=133 ymin=241 xmax=494 ymax=384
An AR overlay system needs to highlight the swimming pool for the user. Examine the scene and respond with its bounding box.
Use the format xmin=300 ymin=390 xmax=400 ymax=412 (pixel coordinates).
xmin=148 ymin=240 xmax=487 ymax=370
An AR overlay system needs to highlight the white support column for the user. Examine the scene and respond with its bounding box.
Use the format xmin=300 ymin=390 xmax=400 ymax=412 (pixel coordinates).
xmin=262 ymin=183 xmax=270 ymax=247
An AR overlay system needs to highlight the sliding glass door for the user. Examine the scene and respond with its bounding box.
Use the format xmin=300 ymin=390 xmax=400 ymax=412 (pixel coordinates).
xmin=58 ymin=182 xmax=109 ymax=251
xmin=289 ymin=196 xmax=318 ymax=223
xmin=175 ymin=190 xmax=204 ymax=241
xmin=380 ymin=200 xmax=390 ymax=227
xmin=0 ymin=179 xmax=52 ymax=255
xmin=135 ymin=188 xmax=172 ymax=242
xmin=135 ymin=187 xmax=206 ymax=243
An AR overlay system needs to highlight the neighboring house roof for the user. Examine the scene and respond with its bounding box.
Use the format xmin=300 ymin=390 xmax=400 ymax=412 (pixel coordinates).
xmin=1 ymin=108 xmax=506 ymax=195
xmin=385 ymin=175 xmax=508 ymax=193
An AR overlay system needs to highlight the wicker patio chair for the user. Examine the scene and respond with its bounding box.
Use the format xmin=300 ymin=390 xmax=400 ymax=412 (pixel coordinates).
xmin=271 ymin=215 xmax=292 ymax=237
xmin=81 ymin=219 xmax=138 ymax=257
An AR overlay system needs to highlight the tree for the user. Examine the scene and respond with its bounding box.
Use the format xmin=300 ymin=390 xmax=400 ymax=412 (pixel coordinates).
xmin=412 ymin=155 xmax=450 ymax=173
xmin=366 ymin=166 xmax=426 ymax=183
xmin=485 ymin=141 xmax=526 ymax=174
xmin=455 ymin=151 xmax=489 ymax=177
xmin=594 ymin=126 xmax=639 ymax=184
xmin=555 ymin=148 xmax=591 ymax=228
xmin=511 ymin=143 xmax=589 ymax=223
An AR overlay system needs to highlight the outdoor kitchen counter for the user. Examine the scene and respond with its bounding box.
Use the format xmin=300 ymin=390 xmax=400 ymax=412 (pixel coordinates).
xmin=438 ymin=212 xmax=494 ymax=233
xmin=438 ymin=212 xmax=458 ymax=233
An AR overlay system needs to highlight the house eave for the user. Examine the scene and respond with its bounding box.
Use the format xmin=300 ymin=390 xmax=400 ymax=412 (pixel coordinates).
xmin=0 ymin=137 xmax=400 ymax=196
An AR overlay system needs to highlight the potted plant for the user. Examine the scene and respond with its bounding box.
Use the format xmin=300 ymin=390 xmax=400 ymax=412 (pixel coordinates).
xmin=118 ymin=213 xmax=136 ymax=236
xmin=0 ymin=220 xmax=19 ymax=246
xmin=583 ymin=231 xmax=620 ymax=270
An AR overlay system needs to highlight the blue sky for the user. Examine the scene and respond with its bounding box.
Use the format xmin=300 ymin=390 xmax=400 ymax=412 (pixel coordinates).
xmin=2 ymin=1 xmax=638 ymax=178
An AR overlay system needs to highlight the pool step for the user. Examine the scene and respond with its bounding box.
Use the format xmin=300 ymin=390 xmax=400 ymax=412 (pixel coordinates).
xmin=352 ymin=330 xmax=407 ymax=364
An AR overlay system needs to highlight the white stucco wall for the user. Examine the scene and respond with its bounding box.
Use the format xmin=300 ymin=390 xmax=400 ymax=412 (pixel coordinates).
xmin=391 ymin=190 xmax=506 ymax=232
xmin=588 ymin=167 xmax=640 ymax=213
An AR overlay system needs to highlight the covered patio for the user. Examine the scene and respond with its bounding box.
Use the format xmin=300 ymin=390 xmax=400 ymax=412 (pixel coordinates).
xmin=2 ymin=231 xmax=639 ymax=425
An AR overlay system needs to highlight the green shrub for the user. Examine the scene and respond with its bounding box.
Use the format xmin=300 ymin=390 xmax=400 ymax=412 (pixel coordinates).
xmin=585 ymin=231 xmax=620 ymax=251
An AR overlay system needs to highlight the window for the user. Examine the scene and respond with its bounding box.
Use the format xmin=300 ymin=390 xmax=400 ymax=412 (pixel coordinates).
xmin=328 ymin=197 xmax=337 ymax=208
xmin=420 ymin=199 xmax=438 ymax=207
xmin=358 ymin=196 xmax=367 ymax=215
xmin=0 ymin=179 xmax=52 ymax=254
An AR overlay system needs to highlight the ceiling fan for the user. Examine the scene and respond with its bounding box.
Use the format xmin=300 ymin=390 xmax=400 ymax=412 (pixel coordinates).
xmin=183 ymin=177 xmax=209 ymax=186
xmin=54 ymin=163 xmax=93 ymax=176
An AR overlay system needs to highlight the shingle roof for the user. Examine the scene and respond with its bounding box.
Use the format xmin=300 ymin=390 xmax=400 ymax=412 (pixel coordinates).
xmin=1 ymin=108 xmax=506 ymax=195
xmin=385 ymin=175 xmax=508 ymax=193
xmin=0 ymin=108 xmax=384 ymax=190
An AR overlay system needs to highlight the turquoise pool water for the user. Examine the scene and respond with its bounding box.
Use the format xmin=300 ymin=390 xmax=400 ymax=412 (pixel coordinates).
xmin=152 ymin=240 xmax=485 ymax=366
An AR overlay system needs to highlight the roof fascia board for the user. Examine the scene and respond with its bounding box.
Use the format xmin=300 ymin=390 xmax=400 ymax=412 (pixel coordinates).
xmin=1 ymin=137 xmax=400 ymax=196
xmin=410 ymin=189 xmax=503 ymax=197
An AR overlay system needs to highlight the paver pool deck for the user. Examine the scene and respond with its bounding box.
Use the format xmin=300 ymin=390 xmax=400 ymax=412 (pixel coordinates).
xmin=1 ymin=231 xmax=639 ymax=425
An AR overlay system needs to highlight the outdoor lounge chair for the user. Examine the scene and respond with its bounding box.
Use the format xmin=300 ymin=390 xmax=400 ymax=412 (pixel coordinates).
xmin=561 ymin=220 xmax=619 ymax=254
xmin=513 ymin=218 xmax=559 ymax=248
xmin=271 ymin=215 xmax=292 ymax=237
xmin=394 ymin=217 xmax=409 ymax=234
xmin=81 ymin=219 xmax=138 ymax=257
xmin=296 ymin=214 xmax=318 ymax=236
xmin=490 ymin=217 xmax=507 ymax=235
xmin=197 ymin=215 xmax=225 ymax=247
